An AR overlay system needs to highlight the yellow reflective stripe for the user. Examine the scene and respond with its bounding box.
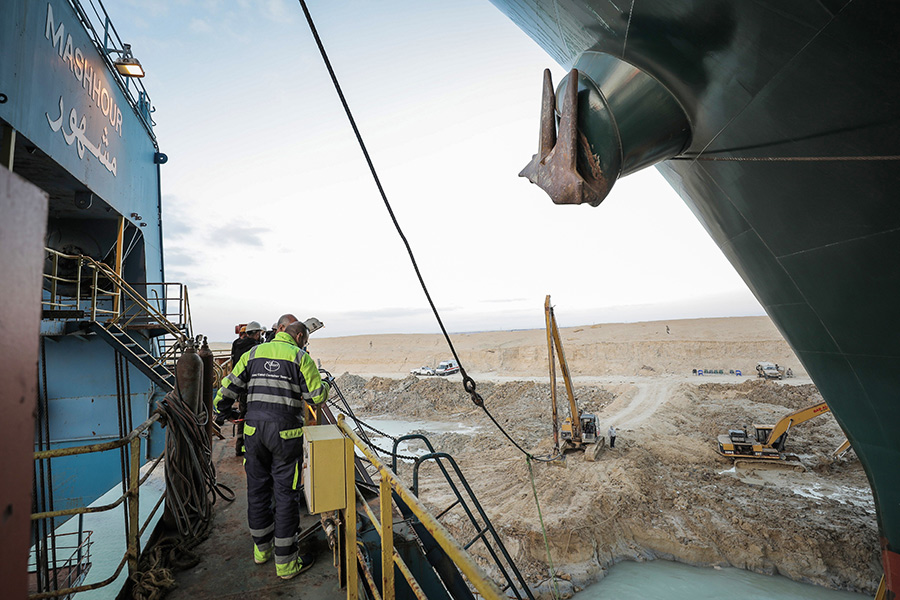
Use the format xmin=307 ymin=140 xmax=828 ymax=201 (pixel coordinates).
xmin=292 ymin=463 xmax=300 ymax=490
xmin=244 ymin=424 xmax=257 ymax=436
xmin=279 ymin=427 xmax=303 ymax=440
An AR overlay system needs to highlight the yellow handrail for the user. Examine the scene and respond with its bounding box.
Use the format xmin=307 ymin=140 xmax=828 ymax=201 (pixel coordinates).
xmin=42 ymin=248 xmax=191 ymax=345
xmin=336 ymin=415 xmax=505 ymax=600
xmin=31 ymin=413 xmax=163 ymax=599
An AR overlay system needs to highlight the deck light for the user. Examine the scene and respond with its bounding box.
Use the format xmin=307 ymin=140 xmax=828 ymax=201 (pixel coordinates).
xmin=112 ymin=44 xmax=145 ymax=78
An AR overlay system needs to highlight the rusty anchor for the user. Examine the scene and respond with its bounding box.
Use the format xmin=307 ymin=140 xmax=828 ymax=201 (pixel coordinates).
xmin=519 ymin=68 xmax=612 ymax=207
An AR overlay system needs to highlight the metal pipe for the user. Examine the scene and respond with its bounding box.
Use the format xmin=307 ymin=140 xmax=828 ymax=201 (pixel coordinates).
xmin=357 ymin=546 xmax=382 ymax=600
xmin=75 ymin=257 xmax=81 ymax=309
xmin=198 ymin=337 xmax=214 ymax=441
xmin=90 ymin=269 xmax=98 ymax=321
xmin=344 ymin=431 xmax=359 ymax=600
xmin=51 ymin=253 xmax=58 ymax=305
xmin=28 ymin=554 xmax=128 ymax=600
xmin=33 ymin=413 xmax=159 ymax=460
xmin=127 ymin=435 xmax=140 ymax=574
xmin=32 ymin=490 xmax=129 ymax=521
xmin=413 ymin=452 xmax=532 ymax=600
xmin=139 ymin=492 xmax=166 ymax=539
xmin=353 ymin=488 xmax=427 ymax=600
xmin=380 ymin=476 xmax=394 ymax=600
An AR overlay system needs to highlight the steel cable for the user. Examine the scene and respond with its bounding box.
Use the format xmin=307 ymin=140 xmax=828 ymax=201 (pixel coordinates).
xmin=296 ymin=0 xmax=560 ymax=464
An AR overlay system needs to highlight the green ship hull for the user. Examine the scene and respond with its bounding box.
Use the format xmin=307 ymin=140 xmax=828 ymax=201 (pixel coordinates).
xmin=489 ymin=0 xmax=900 ymax=593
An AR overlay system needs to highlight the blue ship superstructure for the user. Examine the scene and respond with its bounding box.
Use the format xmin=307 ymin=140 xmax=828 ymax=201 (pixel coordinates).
xmin=1 ymin=1 xmax=190 ymax=595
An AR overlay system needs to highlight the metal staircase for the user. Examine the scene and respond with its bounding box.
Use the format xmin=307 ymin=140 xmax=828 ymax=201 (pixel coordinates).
xmin=87 ymin=322 xmax=175 ymax=391
xmin=42 ymin=248 xmax=191 ymax=391
xmin=392 ymin=435 xmax=535 ymax=600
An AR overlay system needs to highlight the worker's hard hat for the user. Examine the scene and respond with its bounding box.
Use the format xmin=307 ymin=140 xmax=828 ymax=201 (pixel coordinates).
xmin=246 ymin=321 xmax=264 ymax=332
xmin=239 ymin=325 xmax=247 ymax=333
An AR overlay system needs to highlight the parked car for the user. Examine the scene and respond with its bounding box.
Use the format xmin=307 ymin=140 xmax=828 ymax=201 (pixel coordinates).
xmin=411 ymin=366 xmax=435 ymax=376
xmin=756 ymin=362 xmax=783 ymax=380
xmin=434 ymin=360 xmax=460 ymax=376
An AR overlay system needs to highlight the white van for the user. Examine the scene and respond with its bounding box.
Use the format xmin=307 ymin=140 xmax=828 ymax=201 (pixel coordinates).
xmin=435 ymin=360 xmax=460 ymax=376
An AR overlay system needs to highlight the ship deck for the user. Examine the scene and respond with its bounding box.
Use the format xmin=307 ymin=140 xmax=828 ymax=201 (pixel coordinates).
xmin=167 ymin=434 xmax=344 ymax=600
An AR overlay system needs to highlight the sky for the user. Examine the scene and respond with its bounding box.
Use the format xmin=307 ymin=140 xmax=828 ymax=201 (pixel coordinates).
xmin=114 ymin=0 xmax=764 ymax=340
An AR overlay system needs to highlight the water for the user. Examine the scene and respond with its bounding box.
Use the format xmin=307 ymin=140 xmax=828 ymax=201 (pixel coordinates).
xmin=577 ymin=560 xmax=869 ymax=599
xmin=355 ymin=415 xmax=480 ymax=458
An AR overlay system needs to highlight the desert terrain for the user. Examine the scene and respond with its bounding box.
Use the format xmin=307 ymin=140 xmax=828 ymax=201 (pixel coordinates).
xmin=305 ymin=316 xmax=879 ymax=597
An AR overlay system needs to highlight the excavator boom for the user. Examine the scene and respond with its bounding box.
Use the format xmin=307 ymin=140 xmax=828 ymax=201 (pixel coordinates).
xmin=762 ymin=402 xmax=830 ymax=447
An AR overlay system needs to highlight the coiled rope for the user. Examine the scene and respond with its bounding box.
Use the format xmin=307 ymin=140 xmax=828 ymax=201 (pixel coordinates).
xmin=129 ymin=381 xmax=234 ymax=599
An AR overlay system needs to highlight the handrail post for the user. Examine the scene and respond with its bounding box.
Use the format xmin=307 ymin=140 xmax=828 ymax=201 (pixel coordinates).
xmin=75 ymin=257 xmax=82 ymax=311
xmin=51 ymin=252 xmax=58 ymax=306
xmin=380 ymin=475 xmax=394 ymax=600
xmin=345 ymin=429 xmax=358 ymax=600
xmin=91 ymin=269 xmax=99 ymax=321
xmin=127 ymin=435 xmax=140 ymax=575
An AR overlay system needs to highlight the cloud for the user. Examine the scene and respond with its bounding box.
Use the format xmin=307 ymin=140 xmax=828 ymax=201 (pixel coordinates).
xmin=190 ymin=18 xmax=213 ymax=34
xmin=164 ymin=247 xmax=196 ymax=267
xmin=263 ymin=0 xmax=295 ymax=23
xmin=208 ymin=223 xmax=270 ymax=247
xmin=161 ymin=195 xmax=196 ymax=239
xmin=338 ymin=307 xmax=432 ymax=320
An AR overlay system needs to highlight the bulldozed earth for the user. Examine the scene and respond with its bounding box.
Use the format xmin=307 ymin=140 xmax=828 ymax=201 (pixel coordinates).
xmin=322 ymin=325 xmax=880 ymax=597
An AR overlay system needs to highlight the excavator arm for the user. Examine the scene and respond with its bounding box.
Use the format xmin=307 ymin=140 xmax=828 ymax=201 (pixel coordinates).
xmin=763 ymin=401 xmax=830 ymax=449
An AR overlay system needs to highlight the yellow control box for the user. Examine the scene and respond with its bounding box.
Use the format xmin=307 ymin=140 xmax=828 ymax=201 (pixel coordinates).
xmin=302 ymin=424 xmax=350 ymax=514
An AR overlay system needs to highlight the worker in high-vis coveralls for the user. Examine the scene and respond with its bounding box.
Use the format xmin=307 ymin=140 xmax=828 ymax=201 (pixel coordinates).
xmin=214 ymin=320 xmax=329 ymax=580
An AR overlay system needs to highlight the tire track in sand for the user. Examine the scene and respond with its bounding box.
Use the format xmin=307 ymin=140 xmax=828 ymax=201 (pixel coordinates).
xmin=600 ymin=378 xmax=676 ymax=431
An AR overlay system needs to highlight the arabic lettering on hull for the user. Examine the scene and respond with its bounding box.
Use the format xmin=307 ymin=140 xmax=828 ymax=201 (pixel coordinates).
xmin=46 ymin=96 xmax=118 ymax=176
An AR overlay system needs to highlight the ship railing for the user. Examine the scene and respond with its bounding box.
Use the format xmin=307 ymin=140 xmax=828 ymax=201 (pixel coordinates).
xmin=335 ymin=415 xmax=506 ymax=600
xmin=67 ymin=0 xmax=157 ymax=143
xmin=30 ymin=414 xmax=163 ymax=600
xmin=42 ymin=248 xmax=190 ymax=344
xmin=27 ymin=528 xmax=93 ymax=600
xmin=42 ymin=248 xmax=120 ymax=321
xmin=119 ymin=282 xmax=191 ymax=333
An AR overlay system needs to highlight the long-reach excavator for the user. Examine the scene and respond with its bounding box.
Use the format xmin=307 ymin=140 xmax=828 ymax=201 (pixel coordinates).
xmin=717 ymin=401 xmax=831 ymax=462
xmin=545 ymin=296 xmax=598 ymax=453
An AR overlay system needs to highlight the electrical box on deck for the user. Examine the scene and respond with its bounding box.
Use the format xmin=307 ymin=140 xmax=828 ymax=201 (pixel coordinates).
xmin=302 ymin=425 xmax=350 ymax=514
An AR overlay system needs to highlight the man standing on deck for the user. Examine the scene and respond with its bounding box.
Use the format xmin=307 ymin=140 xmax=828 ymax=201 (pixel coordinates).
xmin=229 ymin=321 xmax=265 ymax=456
xmin=230 ymin=325 xmax=248 ymax=366
xmin=214 ymin=320 xmax=329 ymax=580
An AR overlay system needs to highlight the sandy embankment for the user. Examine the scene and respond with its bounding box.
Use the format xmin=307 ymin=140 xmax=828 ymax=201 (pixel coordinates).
xmin=308 ymin=316 xmax=803 ymax=380
xmin=302 ymin=316 xmax=877 ymax=597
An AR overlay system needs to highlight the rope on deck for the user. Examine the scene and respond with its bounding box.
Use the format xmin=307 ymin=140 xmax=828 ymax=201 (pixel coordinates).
xmin=128 ymin=384 xmax=234 ymax=599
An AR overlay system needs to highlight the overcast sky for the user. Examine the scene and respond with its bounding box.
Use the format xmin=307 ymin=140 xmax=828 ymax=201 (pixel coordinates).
xmin=117 ymin=0 xmax=764 ymax=340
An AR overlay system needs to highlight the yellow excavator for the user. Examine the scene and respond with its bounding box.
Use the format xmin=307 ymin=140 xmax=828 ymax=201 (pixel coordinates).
xmin=717 ymin=401 xmax=831 ymax=463
xmin=545 ymin=296 xmax=598 ymax=452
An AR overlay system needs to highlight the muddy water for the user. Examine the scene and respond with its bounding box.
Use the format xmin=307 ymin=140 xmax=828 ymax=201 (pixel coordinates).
xmin=578 ymin=560 xmax=868 ymax=599
xmin=359 ymin=416 xmax=481 ymax=457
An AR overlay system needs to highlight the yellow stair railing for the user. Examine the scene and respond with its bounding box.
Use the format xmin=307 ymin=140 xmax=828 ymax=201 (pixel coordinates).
xmin=336 ymin=415 xmax=505 ymax=600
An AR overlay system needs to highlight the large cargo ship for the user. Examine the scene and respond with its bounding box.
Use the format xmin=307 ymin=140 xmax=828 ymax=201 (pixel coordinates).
xmin=488 ymin=0 xmax=900 ymax=595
